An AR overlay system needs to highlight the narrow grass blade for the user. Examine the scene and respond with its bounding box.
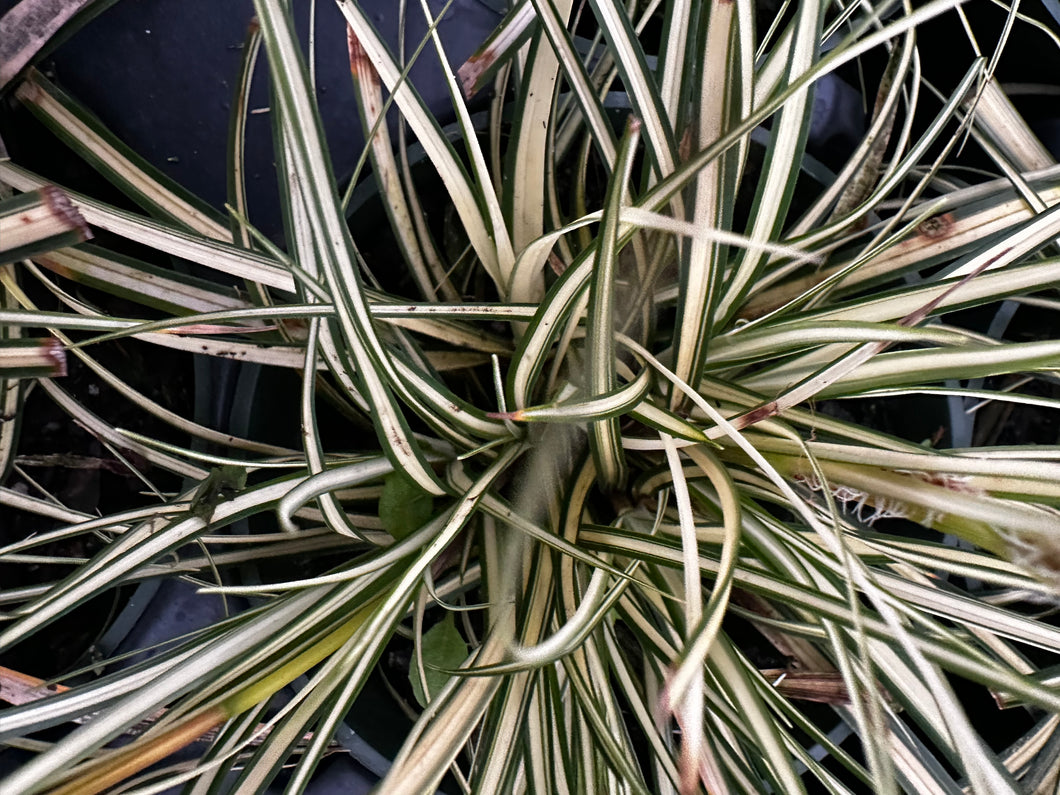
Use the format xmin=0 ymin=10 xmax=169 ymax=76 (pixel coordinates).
xmin=504 ymin=20 xmax=568 ymax=300
xmin=713 ymin=0 xmax=821 ymax=327
xmin=225 ymin=18 xmax=263 ymax=249
xmin=255 ymin=0 xmax=444 ymax=495
xmin=33 ymin=245 xmax=248 ymax=316
xmin=529 ymin=0 xmax=617 ymax=165
xmin=338 ymin=1 xmax=511 ymax=291
xmin=587 ymin=0 xmax=677 ymax=177
xmin=670 ymin=0 xmax=739 ymax=400
xmin=584 ymin=118 xmax=641 ymax=489
xmin=348 ymin=27 xmax=448 ymax=302
xmin=14 ymin=69 xmax=229 ymax=238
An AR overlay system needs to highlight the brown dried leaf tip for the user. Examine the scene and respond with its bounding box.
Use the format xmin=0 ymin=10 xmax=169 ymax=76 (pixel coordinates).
xmin=457 ymin=53 xmax=489 ymax=99
xmin=40 ymin=184 xmax=91 ymax=242
xmin=41 ymin=336 xmax=67 ymax=377
xmin=346 ymin=24 xmax=375 ymax=83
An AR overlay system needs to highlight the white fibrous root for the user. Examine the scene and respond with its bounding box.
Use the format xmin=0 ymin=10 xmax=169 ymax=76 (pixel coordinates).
xmin=793 ymin=473 xmax=928 ymax=527
xmin=998 ymin=523 xmax=1060 ymax=594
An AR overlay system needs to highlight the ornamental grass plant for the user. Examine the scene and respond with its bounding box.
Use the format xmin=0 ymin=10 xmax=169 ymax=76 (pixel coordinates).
xmin=1 ymin=1 xmax=1060 ymax=793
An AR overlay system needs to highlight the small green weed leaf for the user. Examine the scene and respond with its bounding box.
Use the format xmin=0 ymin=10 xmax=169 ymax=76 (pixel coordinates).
xmin=380 ymin=471 xmax=434 ymax=540
xmin=410 ymin=614 xmax=468 ymax=708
